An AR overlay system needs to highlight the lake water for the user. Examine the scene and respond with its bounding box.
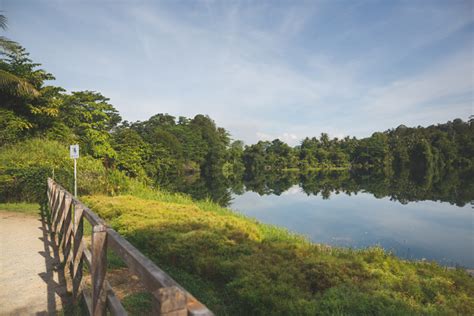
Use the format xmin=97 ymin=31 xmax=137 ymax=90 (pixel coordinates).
xmin=231 ymin=185 xmax=474 ymax=268
xmin=166 ymin=169 xmax=473 ymax=268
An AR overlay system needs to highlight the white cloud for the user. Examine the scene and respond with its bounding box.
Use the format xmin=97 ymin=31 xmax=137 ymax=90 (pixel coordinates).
xmin=7 ymin=1 xmax=473 ymax=144
xmin=255 ymin=132 xmax=299 ymax=145
xmin=365 ymin=50 xmax=473 ymax=114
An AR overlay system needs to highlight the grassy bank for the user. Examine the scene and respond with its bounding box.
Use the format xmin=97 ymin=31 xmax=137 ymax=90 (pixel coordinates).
xmin=0 ymin=202 xmax=39 ymax=215
xmin=83 ymin=192 xmax=474 ymax=315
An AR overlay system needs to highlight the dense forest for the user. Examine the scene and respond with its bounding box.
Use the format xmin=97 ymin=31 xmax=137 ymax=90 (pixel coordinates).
xmin=1 ymin=21 xmax=473 ymax=206
xmin=242 ymin=120 xmax=474 ymax=173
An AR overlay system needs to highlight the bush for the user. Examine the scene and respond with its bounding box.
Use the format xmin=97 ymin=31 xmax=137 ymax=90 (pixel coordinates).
xmin=0 ymin=138 xmax=129 ymax=202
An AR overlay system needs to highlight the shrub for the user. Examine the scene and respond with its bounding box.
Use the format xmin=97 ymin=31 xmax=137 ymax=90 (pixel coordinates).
xmin=0 ymin=138 xmax=129 ymax=202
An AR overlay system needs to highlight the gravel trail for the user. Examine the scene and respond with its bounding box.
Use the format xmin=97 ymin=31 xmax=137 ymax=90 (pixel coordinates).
xmin=0 ymin=211 xmax=68 ymax=315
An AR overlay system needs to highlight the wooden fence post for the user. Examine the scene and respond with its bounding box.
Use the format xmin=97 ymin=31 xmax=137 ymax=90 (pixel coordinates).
xmin=50 ymin=186 xmax=61 ymax=226
xmin=72 ymin=203 xmax=84 ymax=303
xmin=47 ymin=179 xmax=52 ymax=204
xmin=52 ymin=190 xmax=65 ymax=235
xmin=92 ymin=224 xmax=107 ymax=316
xmin=61 ymin=195 xmax=74 ymax=291
xmin=49 ymin=181 xmax=55 ymax=208
xmin=56 ymin=194 xmax=71 ymax=262
xmin=152 ymin=286 xmax=187 ymax=316
xmin=59 ymin=195 xmax=72 ymax=251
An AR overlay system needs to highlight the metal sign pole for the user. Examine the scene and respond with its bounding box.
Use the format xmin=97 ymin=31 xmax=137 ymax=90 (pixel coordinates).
xmin=74 ymin=158 xmax=77 ymax=198
xmin=70 ymin=144 xmax=79 ymax=198
xmin=70 ymin=144 xmax=79 ymax=234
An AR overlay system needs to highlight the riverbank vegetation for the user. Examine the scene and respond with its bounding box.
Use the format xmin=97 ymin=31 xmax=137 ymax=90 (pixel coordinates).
xmin=83 ymin=193 xmax=474 ymax=315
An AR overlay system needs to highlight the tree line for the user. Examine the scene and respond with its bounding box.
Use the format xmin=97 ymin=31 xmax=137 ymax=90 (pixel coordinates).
xmin=242 ymin=120 xmax=473 ymax=175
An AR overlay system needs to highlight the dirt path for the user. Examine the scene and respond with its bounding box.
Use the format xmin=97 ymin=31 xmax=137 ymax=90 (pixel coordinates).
xmin=0 ymin=211 xmax=68 ymax=315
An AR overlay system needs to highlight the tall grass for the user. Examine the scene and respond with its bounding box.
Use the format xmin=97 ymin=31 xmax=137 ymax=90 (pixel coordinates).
xmin=0 ymin=202 xmax=39 ymax=214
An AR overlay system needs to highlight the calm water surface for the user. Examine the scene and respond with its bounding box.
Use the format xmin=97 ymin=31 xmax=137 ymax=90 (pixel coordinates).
xmin=231 ymin=186 xmax=474 ymax=268
xmin=167 ymin=169 xmax=473 ymax=267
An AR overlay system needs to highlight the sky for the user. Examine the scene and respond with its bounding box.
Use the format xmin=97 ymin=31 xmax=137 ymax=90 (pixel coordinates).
xmin=2 ymin=0 xmax=473 ymax=145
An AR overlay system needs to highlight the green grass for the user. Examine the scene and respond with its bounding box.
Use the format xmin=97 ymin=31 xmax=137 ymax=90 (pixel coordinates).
xmin=82 ymin=193 xmax=474 ymax=316
xmin=121 ymin=292 xmax=153 ymax=315
xmin=0 ymin=202 xmax=40 ymax=215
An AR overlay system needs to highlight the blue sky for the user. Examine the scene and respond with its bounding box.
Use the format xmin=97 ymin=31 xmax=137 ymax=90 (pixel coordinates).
xmin=2 ymin=0 xmax=473 ymax=145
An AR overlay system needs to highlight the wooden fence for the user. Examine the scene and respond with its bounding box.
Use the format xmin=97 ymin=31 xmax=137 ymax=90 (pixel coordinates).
xmin=47 ymin=178 xmax=213 ymax=316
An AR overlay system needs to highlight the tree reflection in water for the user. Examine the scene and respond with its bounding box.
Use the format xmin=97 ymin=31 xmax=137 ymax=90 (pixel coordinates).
xmin=161 ymin=166 xmax=474 ymax=208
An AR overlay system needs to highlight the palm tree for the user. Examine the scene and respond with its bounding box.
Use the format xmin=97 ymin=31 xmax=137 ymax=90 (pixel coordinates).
xmin=0 ymin=13 xmax=38 ymax=96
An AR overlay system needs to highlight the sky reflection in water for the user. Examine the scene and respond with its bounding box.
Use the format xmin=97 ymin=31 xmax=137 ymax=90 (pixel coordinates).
xmin=232 ymin=185 xmax=474 ymax=268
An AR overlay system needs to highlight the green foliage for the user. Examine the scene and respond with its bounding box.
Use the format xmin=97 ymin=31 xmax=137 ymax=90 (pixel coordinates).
xmin=0 ymin=109 xmax=31 ymax=145
xmin=121 ymin=292 xmax=153 ymax=315
xmin=298 ymin=135 xmax=352 ymax=171
xmin=0 ymin=45 xmax=122 ymax=164
xmin=242 ymin=121 xmax=473 ymax=192
xmin=83 ymin=194 xmax=474 ymax=315
xmin=60 ymin=90 xmax=121 ymax=160
xmin=125 ymin=113 xmax=231 ymax=186
xmin=0 ymin=138 xmax=129 ymax=202
xmin=111 ymin=127 xmax=149 ymax=177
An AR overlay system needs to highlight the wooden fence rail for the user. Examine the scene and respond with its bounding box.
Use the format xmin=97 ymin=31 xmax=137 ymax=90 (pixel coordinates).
xmin=47 ymin=178 xmax=213 ymax=316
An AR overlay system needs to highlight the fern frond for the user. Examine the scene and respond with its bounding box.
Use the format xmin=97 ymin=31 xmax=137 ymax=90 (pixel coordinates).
xmin=0 ymin=36 xmax=20 ymax=54
xmin=0 ymin=14 xmax=7 ymax=30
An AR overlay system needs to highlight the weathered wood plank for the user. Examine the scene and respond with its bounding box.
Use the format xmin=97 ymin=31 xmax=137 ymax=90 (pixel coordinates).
xmin=92 ymin=224 xmax=107 ymax=316
xmin=107 ymin=228 xmax=213 ymax=316
xmin=72 ymin=239 xmax=86 ymax=276
xmin=186 ymin=299 xmax=214 ymax=316
xmin=72 ymin=255 xmax=83 ymax=304
xmin=83 ymin=288 xmax=93 ymax=316
xmin=84 ymin=247 xmax=92 ymax=268
xmin=82 ymin=206 xmax=106 ymax=227
xmin=106 ymin=228 xmax=175 ymax=290
xmin=49 ymin=183 xmax=58 ymax=212
xmin=51 ymin=188 xmax=59 ymax=222
xmin=72 ymin=204 xmax=84 ymax=302
xmin=53 ymin=191 xmax=66 ymax=234
xmin=72 ymin=204 xmax=84 ymax=265
xmin=56 ymin=194 xmax=71 ymax=261
xmin=51 ymin=189 xmax=63 ymax=231
xmin=152 ymin=286 xmax=187 ymax=315
xmin=47 ymin=180 xmax=53 ymax=204
xmin=63 ymin=201 xmax=74 ymax=292
xmin=105 ymin=282 xmax=128 ymax=316
xmin=61 ymin=196 xmax=73 ymax=257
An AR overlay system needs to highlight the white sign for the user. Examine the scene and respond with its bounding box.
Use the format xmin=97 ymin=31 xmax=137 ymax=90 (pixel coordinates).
xmin=70 ymin=144 xmax=79 ymax=159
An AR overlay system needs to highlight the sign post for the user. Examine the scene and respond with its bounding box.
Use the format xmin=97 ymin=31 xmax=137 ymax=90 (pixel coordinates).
xmin=70 ymin=144 xmax=79 ymax=197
